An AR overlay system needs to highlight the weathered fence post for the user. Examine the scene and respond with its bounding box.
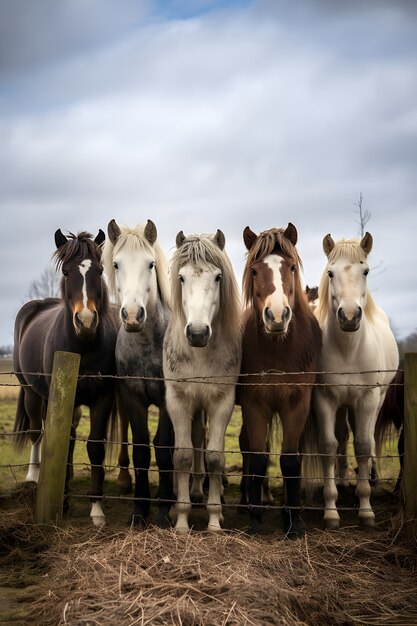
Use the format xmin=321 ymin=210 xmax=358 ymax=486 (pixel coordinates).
xmin=404 ymin=352 xmax=417 ymax=539
xmin=35 ymin=351 xmax=80 ymax=525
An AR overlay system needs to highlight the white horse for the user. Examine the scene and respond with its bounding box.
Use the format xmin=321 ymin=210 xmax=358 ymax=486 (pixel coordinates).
xmin=305 ymin=232 xmax=399 ymax=528
xmin=102 ymin=220 xmax=174 ymax=527
xmin=163 ymin=230 xmax=241 ymax=532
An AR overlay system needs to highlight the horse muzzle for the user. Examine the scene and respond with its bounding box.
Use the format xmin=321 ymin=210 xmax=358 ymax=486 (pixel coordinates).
xmin=73 ymin=310 xmax=98 ymax=337
xmin=337 ymin=306 xmax=362 ymax=332
xmin=263 ymin=306 xmax=291 ymax=335
xmin=185 ymin=323 xmax=211 ymax=347
xmin=121 ymin=306 xmax=146 ymax=333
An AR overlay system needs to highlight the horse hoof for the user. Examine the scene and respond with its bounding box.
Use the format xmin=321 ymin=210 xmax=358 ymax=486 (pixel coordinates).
xmin=174 ymin=525 xmax=190 ymax=534
xmin=359 ymin=513 xmax=375 ymax=527
xmin=91 ymin=515 xmax=105 ymax=528
xmin=131 ymin=515 xmax=147 ymax=529
xmin=284 ymin=520 xmax=305 ymax=540
xmin=207 ymin=524 xmax=223 ymax=532
xmin=325 ymin=519 xmax=340 ymax=530
xmin=156 ymin=513 xmax=172 ymax=529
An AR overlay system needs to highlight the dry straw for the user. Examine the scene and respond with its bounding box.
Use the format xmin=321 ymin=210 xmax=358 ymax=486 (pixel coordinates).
xmin=1 ymin=485 xmax=416 ymax=626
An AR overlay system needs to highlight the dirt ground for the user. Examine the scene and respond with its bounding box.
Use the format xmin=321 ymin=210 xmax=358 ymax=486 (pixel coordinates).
xmin=1 ymin=477 xmax=416 ymax=626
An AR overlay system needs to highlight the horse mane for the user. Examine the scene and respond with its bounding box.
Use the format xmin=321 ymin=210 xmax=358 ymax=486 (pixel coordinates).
xmin=102 ymin=223 xmax=171 ymax=308
xmin=242 ymin=228 xmax=303 ymax=307
xmin=52 ymin=231 xmax=102 ymax=270
xmin=170 ymin=234 xmax=241 ymax=338
xmin=316 ymin=238 xmax=378 ymax=326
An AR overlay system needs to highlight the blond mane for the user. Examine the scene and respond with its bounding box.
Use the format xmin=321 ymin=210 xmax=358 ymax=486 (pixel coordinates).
xmin=102 ymin=223 xmax=171 ymax=308
xmin=170 ymin=234 xmax=241 ymax=338
xmin=316 ymin=238 xmax=377 ymax=326
xmin=242 ymin=228 xmax=303 ymax=306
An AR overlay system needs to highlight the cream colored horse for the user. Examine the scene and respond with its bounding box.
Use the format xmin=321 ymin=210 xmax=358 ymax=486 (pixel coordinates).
xmin=308 ymin=232 xmax=399 ymax=528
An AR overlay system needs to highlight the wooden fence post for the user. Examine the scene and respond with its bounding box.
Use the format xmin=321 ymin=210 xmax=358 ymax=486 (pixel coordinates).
xmin=404 ymin=352 xmax=417 ymax=539
xmin=35 ymin=351 xmax=80 ymax=525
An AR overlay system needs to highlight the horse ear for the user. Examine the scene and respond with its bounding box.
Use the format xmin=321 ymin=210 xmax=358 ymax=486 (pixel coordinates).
xmin=107 ymin=219 xmax=121 ymax=245
xmin=144 ymin=219 xmax=157 ymax=245
xmin=95 ymin=229 xmax=105 ymax=247
xmin=214 ymin=229 xmax=225 ymax=250
xmin=284 ymin=222 xmax=297 ymax=246
xmin=176 ymin=231 xmax=186 ymax=248
xmin=54 ymin=229 xmax=67 ymax=249
xmin=360 ymin=231 xmax=373 ymax=255
xmin=243 ymin=226 xmax=257 ymax=251
xmin=323 ymin=234 xmax=335 ymax=257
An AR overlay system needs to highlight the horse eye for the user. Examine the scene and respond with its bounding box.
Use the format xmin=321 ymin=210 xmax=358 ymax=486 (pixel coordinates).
xmin=251 ymin=268 xmax=257 ymax=277
xmin=364 ymin=269 xmax=369 ymax=277
xmin=62 ymin=269 xmax=68 ymax=277
xmin=215 ymin=273 xmax=223 ymax=282
xmin=178 ymin=275 xmax=184 ymax=283
xmin=149 ymin=261 xmax=155 ymax=270
xmin=327 ymin=271 xmax=333 ymax=279
xmin=290 ymin=264 xmax=296 ymax=273
xmin=113 ymin=262 xmax=118 ymax=270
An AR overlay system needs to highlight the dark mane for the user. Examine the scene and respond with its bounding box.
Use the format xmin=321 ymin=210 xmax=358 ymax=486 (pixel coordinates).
xmin=52 ymin=231 xmax=103 ymax=270
xmin=242 ymin=228 xmax=303 ymax=307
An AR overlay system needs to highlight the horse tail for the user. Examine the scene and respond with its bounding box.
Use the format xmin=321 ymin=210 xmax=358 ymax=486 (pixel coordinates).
xmin=300 ymin=405 xmax=323 ymax=503
xmin=375 ymin=370 xmax=404 ymax=459
xmin=13 ymin=388 xmax=30 ymax=449
xmin=105 ymin=395 xmax=119 ymax=466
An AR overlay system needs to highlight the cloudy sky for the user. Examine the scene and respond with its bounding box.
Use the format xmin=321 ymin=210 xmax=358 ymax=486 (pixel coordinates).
xmin=1 ymin=0 xmax=416 ymax=348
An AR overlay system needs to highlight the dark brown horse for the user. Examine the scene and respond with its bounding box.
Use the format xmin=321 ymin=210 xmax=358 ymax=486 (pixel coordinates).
xmin=375 ymin=368 xmax=404 ymax=494
xmin=238 ymin=224 xmax=322 ymax=538
xmin=13 ymin=230 xmax=118 ymax=526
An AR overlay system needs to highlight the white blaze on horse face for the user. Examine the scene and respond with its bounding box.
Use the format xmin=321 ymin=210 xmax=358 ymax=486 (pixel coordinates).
xmin=76 ymin=259 xmax=95 ymax=328
xmin=328 ymin=259 xmax=368 ymax=328
xmin=113 ymin=251 xmax=156 ymax=330
xmin=262 ymin=254 xmax=292 ymax=333
xmin=179 ymin=264 xmax=222 ymax=346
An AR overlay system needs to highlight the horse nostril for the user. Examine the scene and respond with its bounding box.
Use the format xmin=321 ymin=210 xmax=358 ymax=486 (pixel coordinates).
xmin=264 ymin=307 xmax=275 ymax=323
xmin=356 ymin=306 xmax=362 ymax=322
xmin=282 ymin=307 xmax=291 ymax=322
xmin=137 ymin=307 xmax=145 ymax=323
xmin=337 ymin=307 xmax=347 ymax=323
xmin=75 ymin=312 xmax=81 ymax=325
xmin=92 ymin=311 xmax=98 ymax=326
xmin=121 ymin=307 xmax=128 ymax=321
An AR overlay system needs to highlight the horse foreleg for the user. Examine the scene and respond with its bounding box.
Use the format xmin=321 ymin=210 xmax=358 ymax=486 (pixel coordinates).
xmin=315 ymin=394 xmax=340 ymax=529
xmin=190 ymin=409 xmax=206 ymax=504
xmin=87 ymin=397 xmax=113 ymax=527
xmin=205 ymin=400 xmax=232 ymax=532
xmin=153 ymin=403 xmax=174 ymax=528
xmin=335 ymin=407 xmax=350 ymax=488
xmin=117 ymin=403 xmax=132 ymax=495
xmin=354 ymin=395 xmax=379 ymax=526
xmin=167 ymin=392 xmax=193 ymax=532
xmin=242 ymin=401 xmax=270 ymax=534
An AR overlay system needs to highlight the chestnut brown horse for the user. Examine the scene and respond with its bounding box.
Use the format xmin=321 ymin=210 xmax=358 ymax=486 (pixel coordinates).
xmin=13 ymin=230 xmax=118 ymax=526
xmin=238 ymin=224 xmax=322 ymax=538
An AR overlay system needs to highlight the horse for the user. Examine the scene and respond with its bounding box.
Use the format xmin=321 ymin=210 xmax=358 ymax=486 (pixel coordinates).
xmin=13 ymin=230 xmax=118 ymax=526
xmin=238 ymin=224 xmax=322 ymax=538
xmin=305 ymin=285 xmax=319 ymax=312
xmin=163 ymin=230 xmax=241 ymax=532
xmin=375 ymin=368 xmax=404 ymax=494
xmin=102 ymin=219 xmax=174 ymax=527
xmin=304 ymin=232 xmax=399 ymax=528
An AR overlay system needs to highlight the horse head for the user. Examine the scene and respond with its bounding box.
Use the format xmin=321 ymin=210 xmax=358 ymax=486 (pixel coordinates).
xmin=243 ymin=223 xmax=301 ymax=336
xmin=321 ymin=232 xmax=373 ymax=332
xmin=173 ymin=229 xmax=232 ymax=347
xmin=54 ymin=229 xmax=106 ymax=338
xmin=104 ymin=219 xmax=165 ymax=333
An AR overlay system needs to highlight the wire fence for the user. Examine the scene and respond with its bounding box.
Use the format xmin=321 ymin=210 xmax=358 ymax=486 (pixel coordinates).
xmin=0 ymin=368 xmax=404 ymax=515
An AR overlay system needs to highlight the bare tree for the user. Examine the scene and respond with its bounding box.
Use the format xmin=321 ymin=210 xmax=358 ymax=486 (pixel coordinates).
xmin=27 ymin=266 xmax=61 ymax=300
xmin=354 ymin=192 xmax=371 ymax=237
